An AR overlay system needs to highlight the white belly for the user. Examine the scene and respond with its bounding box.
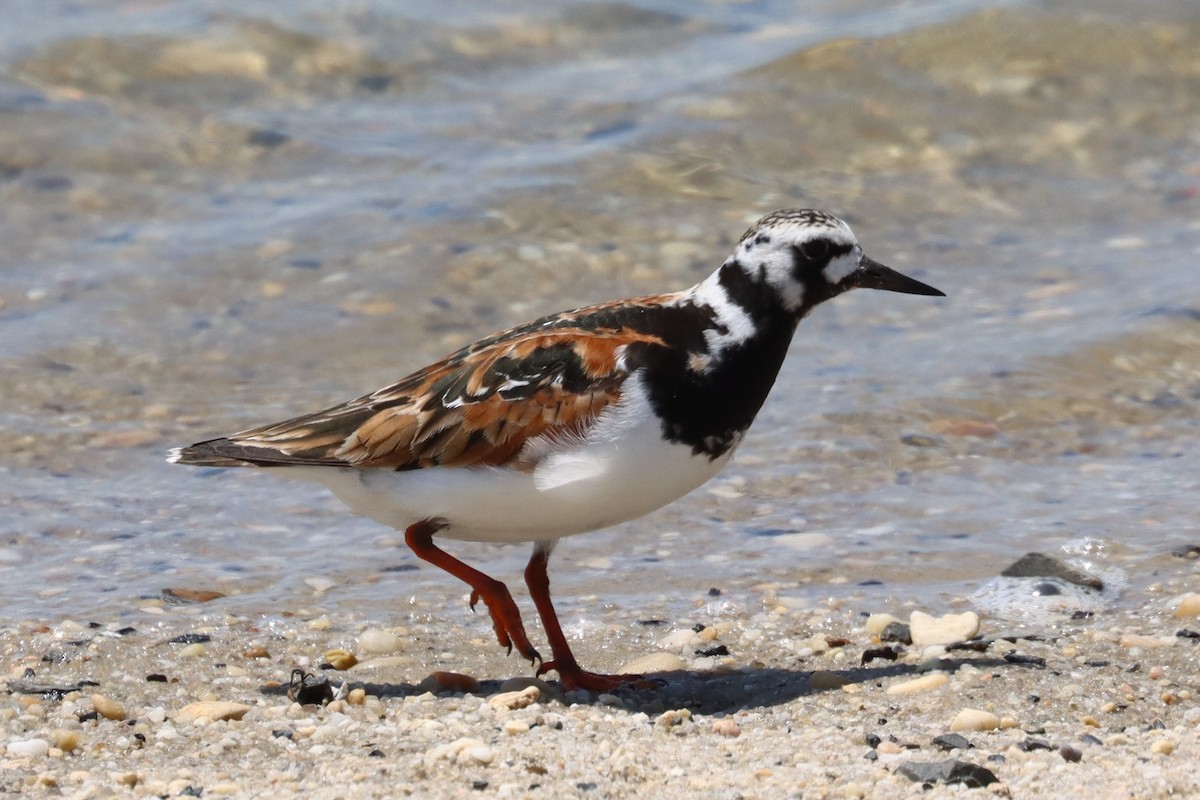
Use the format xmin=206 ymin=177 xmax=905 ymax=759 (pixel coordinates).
xmin=285 ymin=375 xmax=734 ymax=543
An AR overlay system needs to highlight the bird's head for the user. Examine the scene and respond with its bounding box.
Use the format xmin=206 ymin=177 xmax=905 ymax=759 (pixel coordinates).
xmin=728 ymin=209 xmax=944 ymax=315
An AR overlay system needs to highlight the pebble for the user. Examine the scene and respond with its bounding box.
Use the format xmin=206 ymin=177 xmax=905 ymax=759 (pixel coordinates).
xmin=503 ymin=719 xmax=531 ymax=735
xmin=324 ymin=648 xmax=358 ymax=670
xmin=950 ymin=709 xmax=1001 ymax=732
xmin=1119 ymin=633 xmax=1174 ymax=649
xmin=176 ymin=701 xmax=252 ymax=723
xmin=864 ymin=613 xmax=902 ymax=636
xmin=711 ymin=719 xmax=741 ymax=737
xmin=49 ymin=729 xmax=79 ymax=753
xmin=6 ymin=738 xmax=50 ymax=758
xmin=910 ymin=611 xmax=980 ymax=647
xmin=91 ymin=693 xmax=126 ymax=721
xmin=497 ymin=677 xmax=555 ymax=695
xmin=655 ymin=709 xmax=692 ymax=730
xmin=886 ymin=672 xmax=949 ymax=695
xmin=1150 ymin=739 xmax=1175 ymax=755
xmin=1173 ymin=593 xmax=1200 ymax=618
xmin=417 ymin=671 xmax=480 ymax=694
xmin=659 ymin=629 xmax=701 ymax=651
xmin=1059 ymin=745 xmax=1083 ymax=762
xmin=488 ymin=686 xmax=541 ymax=711
xmin=621 ymin=652 xmax=687 ymax=674
xmin=426 ymin=737 xmax=494 ymax=766
xmin=357 ymin=628 xmax=404 ymax=654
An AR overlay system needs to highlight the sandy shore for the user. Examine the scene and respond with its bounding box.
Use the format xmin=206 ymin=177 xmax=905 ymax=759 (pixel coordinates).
xmin=4 ymin=574 xmax=1199 ymax=799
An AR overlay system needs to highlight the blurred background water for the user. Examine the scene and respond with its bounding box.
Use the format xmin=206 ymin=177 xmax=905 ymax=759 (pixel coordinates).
xmin=1 ymin=0 xmax=1198 ymax=629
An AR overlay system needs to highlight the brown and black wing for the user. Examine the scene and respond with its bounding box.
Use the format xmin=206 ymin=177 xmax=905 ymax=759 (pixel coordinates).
xmin=170 ymin=304 xmax=671 ymax=472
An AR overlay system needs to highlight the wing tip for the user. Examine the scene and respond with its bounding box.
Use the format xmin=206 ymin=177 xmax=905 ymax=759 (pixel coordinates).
xmin=169 ymin=439 xmax=266 ymax=468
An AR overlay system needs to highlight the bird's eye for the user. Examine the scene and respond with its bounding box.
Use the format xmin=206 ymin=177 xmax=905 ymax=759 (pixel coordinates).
xmin=798 ymin=239 xmax=831 ymax=262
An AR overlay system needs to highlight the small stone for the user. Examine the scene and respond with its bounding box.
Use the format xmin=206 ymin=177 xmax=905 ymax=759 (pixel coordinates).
xmin=712 ymin=719 xmax=741 ymax=737
xmin=324 ymin=648 xmax=358 ymax=670
xmin=620 ymin=652 xmax=686 ymax=674
xmin=357 ymin=628 xmax=404 ymax=655
xmin=864 ymin=613 xmax=901 ymax=636
xmin=417 ymin=671 xmax=479 ymax=694
xmin=659 ymin=629 xmax=701 ymax=651
xmin=655 ymin=709 xmax=692 ymax=730
xmin=910 ymin=611 xmax=980 ymax=647
xmin=1059 ymin=745 xmax=1083 ymax=762
xmin=179 ymin=643 xmax=206 ymax=658
xmin=503 ymin=719 xmax=530 ymax=735
xmin=347 ymin=688 xmax=366 ymax=706
xmin=876 ymin=740 xmax=904 ymax=755
xmin=49 ymin=729 xmax=79 ymax=753
xmin=6 ymin=738 xmax=50 ymax=758
xmin=887 ymin=672 xmax=949 ymax=695
xmin=1000 ymin=553 xmax=1103 ymax=590
xmin=950 ymin=709 xmax=1001 ymax=732
xmin=243 ymin=645 xmax=271 ymax=659
xmin=497 ymin=676 xmax=555 ymax=695
xmin=91 ymin=694 xmax=126 ymax=721
xmin=114 ymin=772 xmax=138 ymax=787
xmin=162 ymin=587 xmax=225 ymax=603
xmin=880 ymin=622 xmax=912 ymax=644
xmin=1173 ymin=593 xmax=1200 ymax=618
xmin=176 ymin=701 xmax=252 ymax=723
xmin=897 ymin=759 xmax=998 ymax=788
xmin=1150 ymin=739 xmax=1174 ymax=755
xmin=933 ymin=733 xmax=972 ymax=751
xmin=488 ymin=685 xmax=540 ymax=711
xmin=1119 ymin=634 xmax=1173 ymax=649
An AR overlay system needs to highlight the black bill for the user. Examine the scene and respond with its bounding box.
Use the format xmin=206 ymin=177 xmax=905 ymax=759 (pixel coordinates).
xmin=854 ymin=256 xmax=945 ymax=297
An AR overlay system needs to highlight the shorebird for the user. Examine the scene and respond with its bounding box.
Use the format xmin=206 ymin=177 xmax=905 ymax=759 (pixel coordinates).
xmin=171 ymin=209 xmax=944 ymax=691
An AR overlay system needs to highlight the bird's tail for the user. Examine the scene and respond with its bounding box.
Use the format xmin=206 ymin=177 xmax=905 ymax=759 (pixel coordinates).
xmin=168 ymin=438 xmax=333 ymax=468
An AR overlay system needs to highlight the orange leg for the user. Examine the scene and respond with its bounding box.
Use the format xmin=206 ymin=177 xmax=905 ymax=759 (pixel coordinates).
xmin=404 ymin=519 xmax=540 ymax=666
xmin=524 ymin=544 xmax=651 ymax=692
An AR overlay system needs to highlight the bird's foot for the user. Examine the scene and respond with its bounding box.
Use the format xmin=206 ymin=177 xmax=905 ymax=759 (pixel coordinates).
xmin=468 ymin=587 xmax=541 ymax=666
xmin=537 ymin=661 xmax=657 ymax=692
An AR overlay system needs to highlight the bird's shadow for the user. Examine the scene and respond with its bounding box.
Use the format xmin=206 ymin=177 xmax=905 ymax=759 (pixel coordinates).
xmin=268 ymin=655 xmax=1026 ymax=716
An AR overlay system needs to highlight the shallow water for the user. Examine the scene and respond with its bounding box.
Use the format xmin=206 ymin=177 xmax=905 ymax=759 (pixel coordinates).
xmin=1 ymin=0 xmax=1199 ymax=633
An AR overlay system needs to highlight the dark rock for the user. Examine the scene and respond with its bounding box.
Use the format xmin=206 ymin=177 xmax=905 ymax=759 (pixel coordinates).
xmin=1018 ymin=738 xmax=1052 ymax=752
xmin=896 ymin=759 xmax=998 ymax=788
xmin=1000 ymin=552 xmax=1103 ymax=590
xmin=1059 ymin=745 xmax=1083 ymax=762
xmin=695 ymin=645 xmax=730 ymax=657
xmin=167 ymin=633 xmax=211 ymax=645
xmin=1003 ymin=652 xmax=1047 ymax=668
xmin=861 ymin=646 xmax=901 ymax=664
xmin=880 ymin=622 xmax=912 ymax=644
xmin=932 ymin=733 xmax=972 ymax=751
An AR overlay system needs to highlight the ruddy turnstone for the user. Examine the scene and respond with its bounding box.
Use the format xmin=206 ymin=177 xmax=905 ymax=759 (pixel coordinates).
xmin=170 ymin=209 xmax=944 ymax=691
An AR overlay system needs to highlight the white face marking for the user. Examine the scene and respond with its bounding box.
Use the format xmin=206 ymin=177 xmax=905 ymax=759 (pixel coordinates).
xmin=730 ymin=211 xmax=861 ymax=312
xmin=823 ymin=244 xmax=861 ymax=285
